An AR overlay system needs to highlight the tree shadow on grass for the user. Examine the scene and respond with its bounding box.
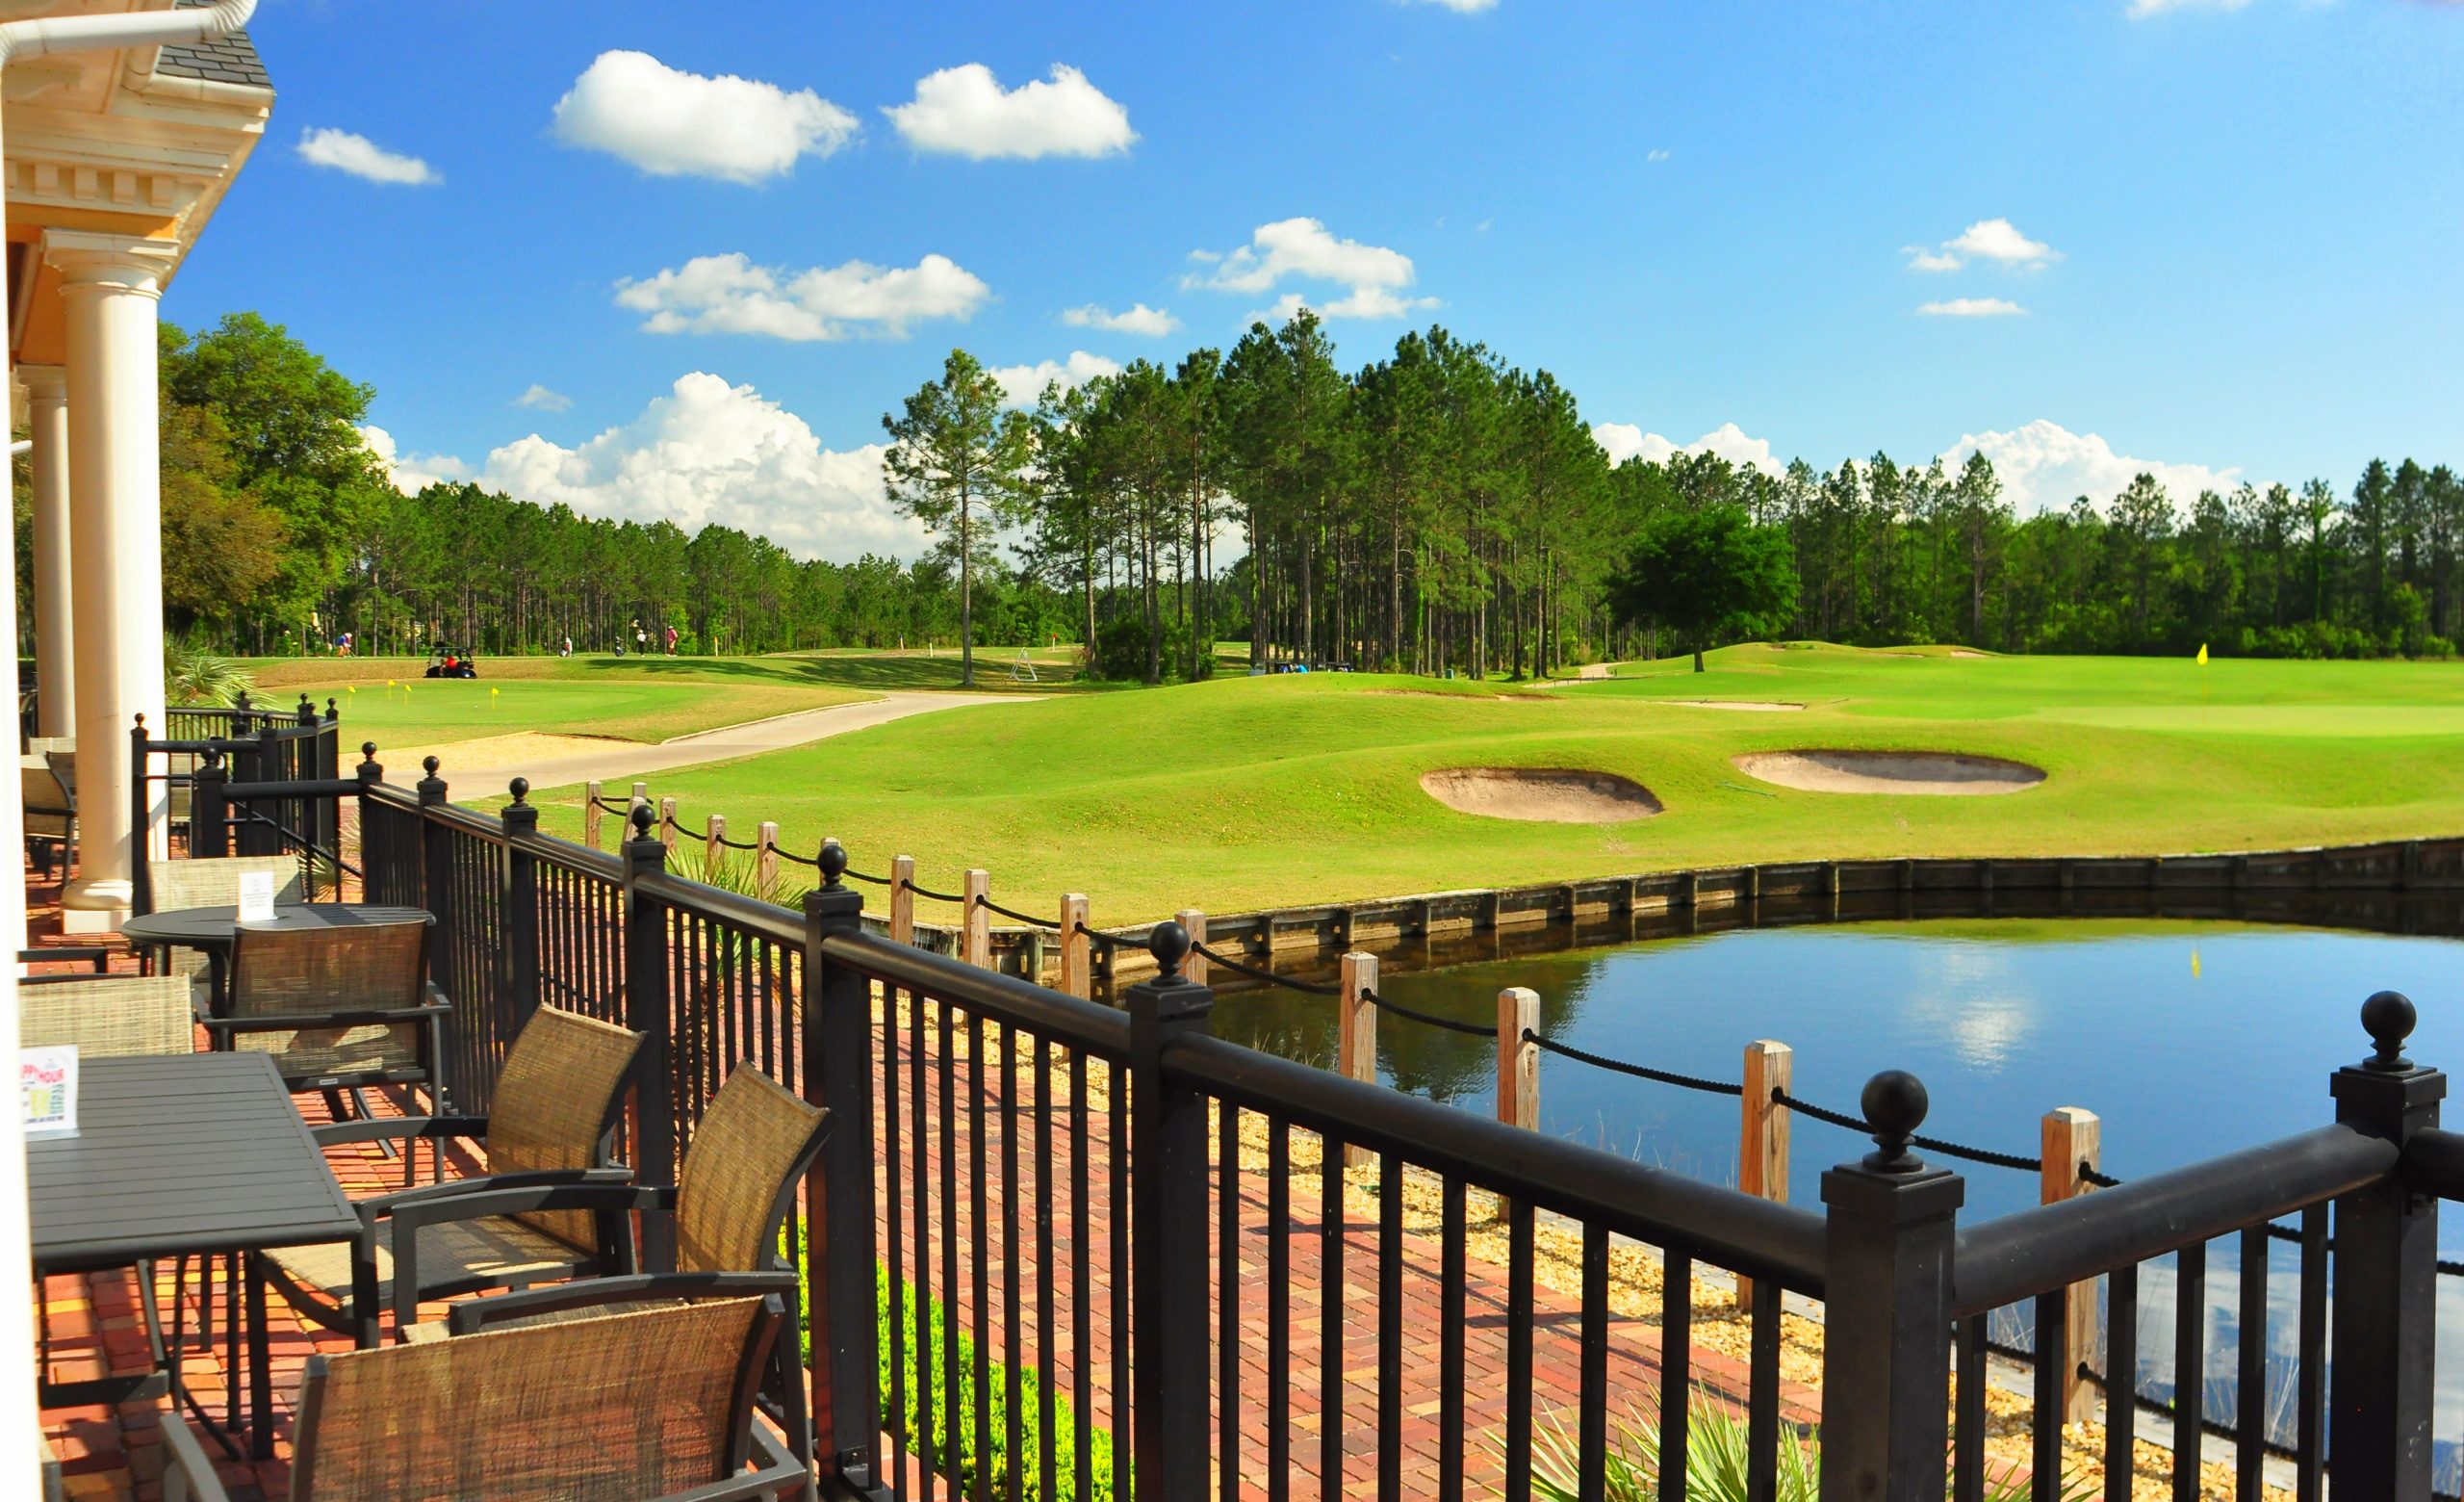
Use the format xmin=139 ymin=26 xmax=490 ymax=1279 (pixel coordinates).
xmin=575 ymin=650 xmax=1114 ymax=694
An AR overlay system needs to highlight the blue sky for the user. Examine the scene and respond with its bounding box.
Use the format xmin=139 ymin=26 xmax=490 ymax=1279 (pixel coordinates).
xmin=167 ymin=0 xmax=2464 ymax=558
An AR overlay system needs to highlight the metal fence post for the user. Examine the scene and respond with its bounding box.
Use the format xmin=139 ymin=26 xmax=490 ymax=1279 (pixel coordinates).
xmin=1496 ymin=986 xmax=1538 ymax=1130
xmin=1738 ymin=1040 xmax=1793 ymax=1311
xmin=804 ymin=843 xmax=879 ymax=1489
xmin=2040 ymin=1106 xmax=2101 ymax=1426
xmin=191 ymin=750 xmax=229 ymax=862
xmin=352 ymin=742 xmax=382 ymax=898
xmin=1817 ymin=1071 xmax=1963 ymax=1501
xmin=619 ymin=803 xmax=678 ymax=1269
xmin=128 ymin=716 xmax=151 ymax=880
xmin=1125 ymin=921 xmax=1216 ymax=1501
xmin=496 ymin=779 xmax=542 ymax=1109
xmin=2328 ymin=992 xmax=2445 ymax=1498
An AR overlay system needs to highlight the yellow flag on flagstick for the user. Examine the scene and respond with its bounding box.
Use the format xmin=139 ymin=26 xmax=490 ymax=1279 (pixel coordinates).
xmin=2196 ymin=643 xmax=2209 ymax=666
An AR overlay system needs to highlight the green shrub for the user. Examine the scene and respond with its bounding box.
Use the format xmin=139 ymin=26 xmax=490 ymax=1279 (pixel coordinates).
xmin=1091 ymin=612 xmax=1192 ymax=683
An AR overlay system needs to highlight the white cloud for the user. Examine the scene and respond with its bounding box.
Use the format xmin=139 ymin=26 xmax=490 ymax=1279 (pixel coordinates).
xmin=358 ymin=425 xmax=472 ymax=492
xmin=1918 ymin=298 xmax=2027 ymax=318
xmin=296 ymin=128 xmax=438 ymax=186
xmin=988 ymin=350 xmax=1121 ymax=408
xmin=1590 ymin=421 xmax=1784 ymax=478
xmin=1944 ymin=420 xmax=2243 ymax=516
xmin=1646 ymin=148 xmax=1672 ymax=163
xmin=1189 ymin=217 xmax=1435 ymax=324
xmin=1061 ymin=302 xmax=1179 ymax=337
xmin=1905 ymin=218 xmax=2059 ymax=273
xmin=1406 ymin=0 xmax=1499 ymax=10
xmin=552 ymin=51 xmax=857 ymax=184
xmin=2128 ymin=0 xmax=2253 ymax=14
xmin=886 ymin=64 xmax=1135 ymax=160
xmin=614 ymin=252 xmax=991 ymax=342
xmin=513 ymin=384 xmax=573 ymax=413
xmin=481 ymin=374 xmax=921 ymax=562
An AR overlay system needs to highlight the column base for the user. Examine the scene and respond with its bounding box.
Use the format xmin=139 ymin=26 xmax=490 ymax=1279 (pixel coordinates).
xmin=60 ymin=876 xmax=133 ymax=936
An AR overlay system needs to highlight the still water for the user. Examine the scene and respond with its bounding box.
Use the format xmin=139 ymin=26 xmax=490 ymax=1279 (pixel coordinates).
xmin=1213 ymin=918 xmax=2464 ymax=1463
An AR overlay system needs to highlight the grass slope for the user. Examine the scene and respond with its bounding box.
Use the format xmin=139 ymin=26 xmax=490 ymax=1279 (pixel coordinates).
xmin=520 ymin=644 xmax=2464 ymax=922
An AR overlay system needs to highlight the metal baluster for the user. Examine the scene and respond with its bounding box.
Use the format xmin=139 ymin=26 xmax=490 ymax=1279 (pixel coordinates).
xmin=1000 ymin=1022 xmax=1021 ymax=1502
xmin=1504 ymin=1199 xmax=1534 ymax=1502
xmin=2035 ymin=1286 xmax=2068 ymax=1500
xmin=2173 ymin=1240 xmax=2206 ymax=1502
xmin=2295 ymin=1206 xmax=2325 ymax=1502
xmin=1954 ymin=1316 xmax=1986 ymax=1502
xmin=1107 ymin=1061 xmax=1129 ymax=1502
xmin=1037 ymin=1035 xmax=1058 ymax=1502
xmin=1749 ymin=1277 xmax=1781 ymax=1502
xmin=2106 ymin=1262 xmax=2139 ymax=1502
xmin=1220 ymin=1101 xmax=1243 ymax=1502
xmin=882 ymin=973 xmax=907 ymax=1502
xmin=1070 ymin=1052 xmax=1092 ymax=1500
xmin=1323 ymin=1126 xmax=1347 ymax=1496
xmin=2237 ymin=1228 xmax=2268 ymax=1498
xmin=1580 ymin=1222 xmax=1609 ymax=1502
xmin=1439 ymin=1175 xmax=1467 ymax=1502
xmin=1268 ymin=1120 xmax=1291 ymax=1502
xmin=1661 ymin=1252 xmax=1692 ymax=1494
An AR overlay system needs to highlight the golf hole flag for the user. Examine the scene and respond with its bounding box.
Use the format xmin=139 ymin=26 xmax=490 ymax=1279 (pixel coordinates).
xmin=2197 ymin=643 xmax=2209 ymax=666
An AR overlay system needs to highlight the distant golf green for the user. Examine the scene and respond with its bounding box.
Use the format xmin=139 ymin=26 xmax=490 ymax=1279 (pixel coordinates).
xmin=514 ymin=643 xmax=2464 ymax=922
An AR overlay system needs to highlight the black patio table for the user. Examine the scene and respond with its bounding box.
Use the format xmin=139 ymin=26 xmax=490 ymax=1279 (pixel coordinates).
xmin=30 ymin=1051 xmax=362 ymax=1459
xmin=121 ymin=902 xmax=433 ymax=1012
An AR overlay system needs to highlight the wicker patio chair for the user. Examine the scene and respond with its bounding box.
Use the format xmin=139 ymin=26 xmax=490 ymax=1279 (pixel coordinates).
xmin=409 ymin=1066 xmax=834 ymax=1490
xmin=18 ymin=973 xmax=193 ymax=1057
xmin=166 ymin=1297 xmax=806 ymax=1502
xmin=138 ymin=854 xmax=304 ymax=1008
xmin=20 ymin=755 xmax=72 ymax=878
xmin=203 ymin=919 xmax=448 ymax=1110
xmin=260 ymin=1005 xmax=650 ymax=1348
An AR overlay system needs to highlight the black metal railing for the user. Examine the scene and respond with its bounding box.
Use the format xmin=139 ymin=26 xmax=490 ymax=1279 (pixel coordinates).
xmin=305 ymin=760 xmax=2464 ymax=1499
xmin=131 ymin=696 xmax=345 ymax=911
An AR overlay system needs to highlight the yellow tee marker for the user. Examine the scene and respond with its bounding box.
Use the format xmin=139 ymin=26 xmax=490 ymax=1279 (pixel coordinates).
xmin=2195 ymin=643 xmax=2208 ymax=666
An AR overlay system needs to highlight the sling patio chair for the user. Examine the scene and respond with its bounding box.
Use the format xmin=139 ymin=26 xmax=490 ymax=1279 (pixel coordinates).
xmin=138 ymin=854 xmax=305 ymax=1010
xmin=403 ymin=1065 xmax=834 ymax=1490
xmin=259 ymin=1004 xmax=651 ymax=1349
xmin=203 ymin=917 xmax=449 ymax=1128
xmin=165 ymin=1296 xmax=809 ymax=1502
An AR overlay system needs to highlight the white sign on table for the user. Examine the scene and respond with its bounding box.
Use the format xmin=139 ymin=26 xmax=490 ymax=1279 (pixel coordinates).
xmin=237 ymin=869 xmax=277 ymax=922
xmin=22 ymin=1045 xmax=78 ymax=1138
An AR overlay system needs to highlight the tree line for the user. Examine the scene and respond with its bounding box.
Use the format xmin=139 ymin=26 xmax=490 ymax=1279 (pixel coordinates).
xmin=13 ymin=309 xmax=2453 ymax=673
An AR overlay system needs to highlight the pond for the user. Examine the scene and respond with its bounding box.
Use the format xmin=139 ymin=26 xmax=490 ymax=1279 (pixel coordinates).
xmin=1212 ymin=913 xmax=2464 ymax=1471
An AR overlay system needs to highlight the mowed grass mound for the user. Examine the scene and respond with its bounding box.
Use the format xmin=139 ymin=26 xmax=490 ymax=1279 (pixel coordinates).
xmin=246 ymin=656 xmax=875 ymax=747
xmin=524 ymin=646 xmax=2464 ymax=921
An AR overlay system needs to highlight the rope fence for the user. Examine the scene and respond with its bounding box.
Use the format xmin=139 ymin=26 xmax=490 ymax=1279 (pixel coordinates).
xmin=1193 ymin=941 xmax=1339 ymax=995
xmin=975 ymin=893 xmax=1062 ymax=930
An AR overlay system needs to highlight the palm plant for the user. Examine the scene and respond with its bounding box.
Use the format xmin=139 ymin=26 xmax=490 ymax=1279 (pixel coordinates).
xmin=166 ymin=635 xmax=256 ymax=708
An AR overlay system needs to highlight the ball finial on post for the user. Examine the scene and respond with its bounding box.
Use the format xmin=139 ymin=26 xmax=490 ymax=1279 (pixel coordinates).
xmin=818 ymin=839 xmax=848 ymax=891
xmin=1860 ymin=1069 xmax=1930 ymax=1173
xmin=630 ymin=803 xmax=656 ymax=840
xmin=1148 ymin=919 xmax=1191 ymax=982
xmin=2362 ymin=990 xmax=2418 ymax=1072
xmin=422 ymin=755 xmax=441 ymax=777
xmin=508 ymin=777 xmax=529 ymax=806
xmin=361 ymin=740 xmax=378 ymax=761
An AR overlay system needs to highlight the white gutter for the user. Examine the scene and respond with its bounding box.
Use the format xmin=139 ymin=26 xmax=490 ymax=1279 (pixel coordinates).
xmin=0 ymin=9 xmax=259 ymax=1491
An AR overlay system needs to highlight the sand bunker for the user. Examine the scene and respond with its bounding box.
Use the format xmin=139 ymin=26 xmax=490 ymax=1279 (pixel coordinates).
xmin=388 ymin=732 xmax=627 ymax=775
xmin=1732 ymin=750 xmax=2044 ymax=796
xmin=1656 ymin=699 xmax=1803 ymax=712
xmin=1420 ymin=767 xmax=1662 ymax=823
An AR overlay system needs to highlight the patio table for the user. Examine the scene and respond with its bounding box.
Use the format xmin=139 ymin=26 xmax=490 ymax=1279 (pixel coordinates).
xmin=121 ymin=902 xmax=432 ymax=1012
xmin=30 ymin=1051 xmax=361 ymax=1458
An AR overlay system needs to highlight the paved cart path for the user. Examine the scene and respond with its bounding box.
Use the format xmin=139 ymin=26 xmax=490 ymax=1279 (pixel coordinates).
xmin=403 ymin=690 xmax=1044 ymax=793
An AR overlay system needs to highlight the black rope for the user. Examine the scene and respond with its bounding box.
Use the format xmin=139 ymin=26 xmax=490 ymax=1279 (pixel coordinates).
xmin=1526 ymin=1030 xmax=1745 ymax=1098
xmin=1075 ymin=924 xmax=1128 ymax=951
xmin=1192 ymin=942 xmax=1341 ymax=996
xmin=773 ymin=846 xmax=822 ymax=868
xmin=590 ymin=795 xmax=632 ymax=816
xmin=975 ymin=893 xmax=1062 ymax=930
xmin=1362 ymin=990 xmax=1494 ymax=1039
xmin=1773 ymin=1088 xmax=2042 ymax=1174
xmin=2081 ymin=1165 xmax=2123 ymax=1189
xmin=842 ymin=868 xmax=890 ymax=886
xmin=906 ymin=881 xmax=966 ymax=904
xmin=710 ymin=833 xmax=761 ymax=852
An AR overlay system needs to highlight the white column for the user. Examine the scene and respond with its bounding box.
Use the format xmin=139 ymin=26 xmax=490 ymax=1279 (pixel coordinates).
xmin=21 ymin=366 xmax=72 ymax=740
xmin=47 ymin=233 xmax=174 ymax=929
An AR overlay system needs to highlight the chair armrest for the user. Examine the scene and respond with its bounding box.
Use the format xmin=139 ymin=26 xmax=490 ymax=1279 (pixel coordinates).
xmin=444 ymin=1271 xmax=794 ymax=1335
xmin=644 ymin=1411 xmax=808 ymax=1502
xmin=383 ymin=1173 xmax=653 ymax=1234
xmin=201 ymin=1001 xmax=453 ymax=1034
xmin=310 ymin=1114 xmax=486 ymax=1149
xmin=16 ymin=945 xmax=113 ymax=972
xmin=158 ymin=1411 xmax=232 ymax=1502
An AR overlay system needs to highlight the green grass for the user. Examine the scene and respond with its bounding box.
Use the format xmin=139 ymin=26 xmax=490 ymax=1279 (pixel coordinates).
xmin=491 ymin=642 xmax=2464 ymax=922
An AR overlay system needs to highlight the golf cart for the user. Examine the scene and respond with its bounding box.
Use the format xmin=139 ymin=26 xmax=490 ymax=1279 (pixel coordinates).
xmin=424 ymin=645 xmax=478 ymax=680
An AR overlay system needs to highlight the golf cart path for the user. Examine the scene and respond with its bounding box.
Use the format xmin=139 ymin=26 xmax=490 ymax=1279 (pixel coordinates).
xmin=425 ymin=691 xmax=1042 ymax=793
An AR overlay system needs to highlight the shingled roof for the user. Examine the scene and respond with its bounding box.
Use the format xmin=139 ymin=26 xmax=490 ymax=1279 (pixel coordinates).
xmin=156 ymin=0 xmax=270 ymax=90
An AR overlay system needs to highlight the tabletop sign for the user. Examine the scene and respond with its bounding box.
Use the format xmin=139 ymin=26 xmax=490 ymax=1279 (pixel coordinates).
xmin=237 ymin=869 xmax=277 ymax=922
xmin=22 ymin=1045 xmax=77 ymax=1137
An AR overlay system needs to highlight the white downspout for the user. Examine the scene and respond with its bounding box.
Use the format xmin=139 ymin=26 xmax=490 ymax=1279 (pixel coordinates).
xmin=0 ymin=6 xmax=257 ymax=1489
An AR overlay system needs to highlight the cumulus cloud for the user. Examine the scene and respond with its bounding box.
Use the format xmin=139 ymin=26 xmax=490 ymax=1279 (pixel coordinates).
xmin=2128 ymin=0 xmax=2253 ymax=13
xmin=481 ymin=374 xmax=922 ymax=562
xmin=988 ymin=351 xmax=1121 ymax=408
xmin=886 ymin=64 xmax=1135 ymax=160
xmin=1062 ymin=302 xmax=1179 ymax=337
xmin=296 ymin=128 xmax=438 ymax=186
xmin=358 ymin=426 xmax=472 ymax=492
xmin=1918 ymin=298 xmax=2027 ymax=318
xmin=1189 ymin=217 xmax=1436 ymax=324
xmin=513 ymin=384 xmax=573 ymax=413
xmin=1905 ymin=218 xmax=2059 ymax=273
xmin=614 ymin=252 xmax=990 ymax=342
xmin=552 ymin=52 xmax=858 ymax=184
xmin=1944 ymin=420 xmax=2243 ymax=517
xmin=1646 ymin=148 xmax=1672 ymax=163
xmin=1590 ymin=422 xmax=1784 ymax=477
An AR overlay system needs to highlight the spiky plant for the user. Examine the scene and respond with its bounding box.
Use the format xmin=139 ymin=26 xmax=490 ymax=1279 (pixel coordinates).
xmin=166 ymin=636 xmax=256 ymax=708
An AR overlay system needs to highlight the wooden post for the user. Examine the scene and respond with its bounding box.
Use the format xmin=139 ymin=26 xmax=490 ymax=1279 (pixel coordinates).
xmin=756 ymin=820 xmax=779 ymax=901
xmin=2041 ymin=1107 xmax=2102 ymax=1425
xmin=1496 ymin=986 xmax=1539 ymax=1130
xmin=584 ymin=780 xmax=603 ymax=850
xmin=962 ymin=868 xmax=992 ymax=969
xmin=657 ymin=796 xmax=679 ymax=857
xmin=1059 ymin=893 xmax=1091 ymax=997
xmin=1177 ymin=908 xmax=1208 ymax=988
xmin=1738 ymin=1040 xmax=1794 ymax=1310
xmin=706 ymin=814 xmax=726 ymax=874
xmin=1339 ymin=950 xmax=1378 ymax=1168
xmin=889 ymin=856 xmax=916 ymax=946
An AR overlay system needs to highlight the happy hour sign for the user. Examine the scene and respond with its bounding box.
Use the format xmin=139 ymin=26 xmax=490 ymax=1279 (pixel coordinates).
xmin=22 ymin=1045 xmax=77 ymax=1137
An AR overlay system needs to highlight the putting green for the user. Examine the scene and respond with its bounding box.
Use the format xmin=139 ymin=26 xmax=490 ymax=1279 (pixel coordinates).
xmin=514 ymin=644 xmax=2464 ymax=921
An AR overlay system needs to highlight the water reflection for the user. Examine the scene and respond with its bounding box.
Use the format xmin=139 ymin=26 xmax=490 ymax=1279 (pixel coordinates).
xmin=1204 ymin=896 xmax=2464 ymax=1474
